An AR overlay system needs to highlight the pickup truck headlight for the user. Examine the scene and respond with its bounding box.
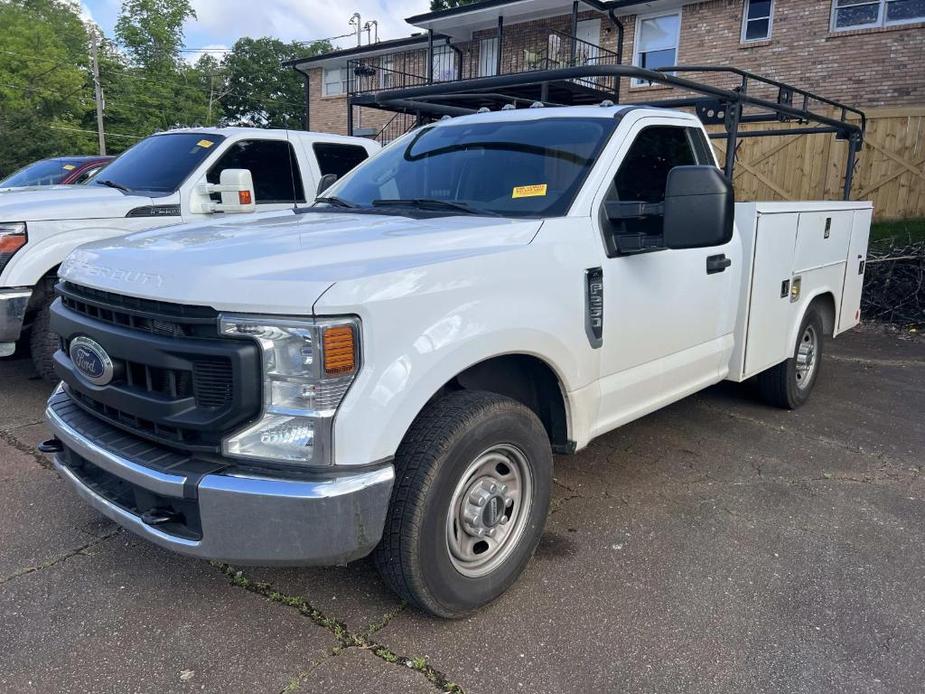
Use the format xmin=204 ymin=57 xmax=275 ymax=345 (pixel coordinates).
xmin=218 ymin=315 xmax=360 ymax=466
xmin=0 ymin=222 xmax=27 ymax=274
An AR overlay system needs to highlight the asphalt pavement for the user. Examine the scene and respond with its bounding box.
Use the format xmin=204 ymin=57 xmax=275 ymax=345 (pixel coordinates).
xmin=1 ymin=326 xmax=923 ymax=694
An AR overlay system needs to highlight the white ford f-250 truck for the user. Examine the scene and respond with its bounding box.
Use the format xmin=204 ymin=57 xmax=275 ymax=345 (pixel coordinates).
xmin=0 ymin=127 xmax=378 ymax=375
xmin=41 ymin=76 xmax=871 ymax=617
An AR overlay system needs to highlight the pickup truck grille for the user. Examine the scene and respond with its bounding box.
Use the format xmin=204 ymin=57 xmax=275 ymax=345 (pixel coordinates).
xmin=59 ymin=282 xmax=218 ymax=338
xmin=50 ymin=283 xmax=261 ymax=453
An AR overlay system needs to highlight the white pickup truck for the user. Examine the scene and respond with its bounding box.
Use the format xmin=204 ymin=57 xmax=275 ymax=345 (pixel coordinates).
xmin=0 ymin=127 xmax=378 ymax=374
xmin=42 ymin=103 xmax=870 ymax=617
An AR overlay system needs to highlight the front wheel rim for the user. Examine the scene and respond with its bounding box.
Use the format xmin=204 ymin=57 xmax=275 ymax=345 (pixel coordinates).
xmin=446 ymin=444 xmax=533 ymax=578
xmin=795 ymin=324 xmax=818 ymax=390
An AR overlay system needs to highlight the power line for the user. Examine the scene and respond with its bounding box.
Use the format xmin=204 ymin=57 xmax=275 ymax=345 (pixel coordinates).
xmin=0 ymin=81 xmax=91 ymax=102
xmin=47 ymin=125 xmax=143 ymax=140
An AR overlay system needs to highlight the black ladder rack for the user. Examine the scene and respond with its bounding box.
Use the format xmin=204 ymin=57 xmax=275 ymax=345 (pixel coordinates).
xmin=349 ymin=64 xmax=865 ymax=200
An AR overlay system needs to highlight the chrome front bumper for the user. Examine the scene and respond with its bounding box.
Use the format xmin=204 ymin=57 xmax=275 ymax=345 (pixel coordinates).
xmin=46 ymin=394 xmax=395 ymax=566
xmin=0 ymin=288 xmax=31 ymax=357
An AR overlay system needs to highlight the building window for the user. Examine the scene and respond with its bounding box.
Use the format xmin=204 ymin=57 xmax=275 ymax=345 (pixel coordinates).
xmin=432 ymin=45 xmax=458 ymax=82
xmin=832 ymin=0 xmax=925 ymax=30
xmin=479 ymin=37 xmax=498 ymax=77
xmin=742 ymin=0 xmax=774 ymax=41
xmin=380 ymin=55 xmax=394 ymax=89
xmin=323 ymin=66 xmax=346 ymax=96
xmin=632 ymin=11 xmax=681 ymax=86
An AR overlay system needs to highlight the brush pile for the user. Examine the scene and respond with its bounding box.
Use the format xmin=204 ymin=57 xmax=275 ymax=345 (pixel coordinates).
xmin=862 ymin=237 xmax=925 ymax=327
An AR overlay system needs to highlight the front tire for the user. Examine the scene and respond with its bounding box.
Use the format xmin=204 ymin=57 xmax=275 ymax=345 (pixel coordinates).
xmin=757 ymin=307 xmax=825 ymax=409
xmin=29 ymin=288 xmax=59 ymax=381
xmin=374 ymin=390 xmax=552 ymax=618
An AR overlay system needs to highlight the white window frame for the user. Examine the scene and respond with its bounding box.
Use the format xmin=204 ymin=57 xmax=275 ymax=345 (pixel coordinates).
xmin=741 ymin=0 xmax=775 ymax=42
xmin=380 ymin=55 xmax=394 ymax=89
xmin=432 ymin=44 xmax=458 ymax=83
xmin=632 ymin=9 xmax=682 ymax=87
xmin=322 ymin=66 xmax=346 ymax=96
xmin=830 ymin=0 xmax=925 ymax=32
xmin=479 ymin=37 xmax=498 ymax=77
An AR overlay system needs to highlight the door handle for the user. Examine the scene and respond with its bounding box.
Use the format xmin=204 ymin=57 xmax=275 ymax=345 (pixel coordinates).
xmin=706 ymin=254 xmax=732 ymax=274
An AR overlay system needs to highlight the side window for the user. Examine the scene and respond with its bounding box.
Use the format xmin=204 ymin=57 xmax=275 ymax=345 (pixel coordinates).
xmin=207 ymin=139 xmax=305 ymax=204
xmin=312 ymin=143 xmax=370 ymax=179
xmin=601 ymin=125 xmax=700 ymax=253
xmin=73 ymin=166 xmax=103 ymax=184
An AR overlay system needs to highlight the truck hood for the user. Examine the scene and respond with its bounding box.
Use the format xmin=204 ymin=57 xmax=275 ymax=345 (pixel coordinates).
xmin=0 ymin=185 xmax=153 ymax=221
xmin=59 ymin=211 xmax=542 ymax=314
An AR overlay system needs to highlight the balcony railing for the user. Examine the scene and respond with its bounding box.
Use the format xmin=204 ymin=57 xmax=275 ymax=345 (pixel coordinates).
xmin=347 ymin=27 xmax=619 ymax=99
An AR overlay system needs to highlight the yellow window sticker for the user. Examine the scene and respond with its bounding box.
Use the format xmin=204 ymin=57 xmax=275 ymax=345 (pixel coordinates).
xmin=512 ymin=184 xmax=548 ymax=199
xmin=62 ymin=164 xmax=76 ymax=171
xmin=197 ymin=139 xmax=215 ymax=148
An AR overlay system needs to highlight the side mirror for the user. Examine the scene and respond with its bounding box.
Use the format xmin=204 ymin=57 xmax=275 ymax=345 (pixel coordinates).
xmin=662 ymin=166 xmax=734 ymax=249
xmin=317 ymin=173 xmax=338 ymax=195
xmin=197 ymin=168 xmax=256 ymax=213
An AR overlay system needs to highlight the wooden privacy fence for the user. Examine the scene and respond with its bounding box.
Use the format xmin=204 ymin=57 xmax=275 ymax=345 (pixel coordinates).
xmin=707 ymin=106 xmax=925 ymax=220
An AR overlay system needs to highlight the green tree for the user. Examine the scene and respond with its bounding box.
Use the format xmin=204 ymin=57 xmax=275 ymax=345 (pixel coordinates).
xmin=429 ymin=0 xmax=484 ymax=11
xmin=115 ymin=0 xmax=196 ymax=70
xmin=0 ymin=0 xmax=95 ymax=175
xmin=105 ymin=0 xmax=210 ymax=138
xmin=218 ymin=38 xmax=331 ymax=128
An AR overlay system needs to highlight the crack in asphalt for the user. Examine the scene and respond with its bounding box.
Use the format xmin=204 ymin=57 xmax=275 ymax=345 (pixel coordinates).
xmin=550 ymin=477 xmax=584 ymax=514
xmin=279 ymin=650 xmax=338 ymax=694
xmin=0 ymin=427 xmax=54 ymax=470
xmin=0 ymin=528 xmax=121 ymax=586
xmin=362 ymin=603 xmax=407 ymax=639
xmin=212 ymin=563 xmax=463 ymax=693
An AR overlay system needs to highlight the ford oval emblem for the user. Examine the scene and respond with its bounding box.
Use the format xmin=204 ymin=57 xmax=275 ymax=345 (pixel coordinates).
xmin=69 ymin=336 xmax=114 ymax=386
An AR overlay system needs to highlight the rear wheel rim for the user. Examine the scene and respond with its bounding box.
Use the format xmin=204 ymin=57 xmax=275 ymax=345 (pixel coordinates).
xmin=795 ymin=324 xmax=818 ymax=390
xmin=446 ymin=444 xmax=533 ymax=578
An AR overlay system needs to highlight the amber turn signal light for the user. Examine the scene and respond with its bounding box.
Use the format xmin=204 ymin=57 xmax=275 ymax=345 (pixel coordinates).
xmin=239 ymin=190 xmax=252 ymax=205
xmin=323 ymin=325 xmax=356 ymax=375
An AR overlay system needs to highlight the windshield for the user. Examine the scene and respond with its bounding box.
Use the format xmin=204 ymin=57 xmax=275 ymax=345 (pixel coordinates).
xmin=91 ymin=132 xmax=226 ymax=194
xmin=0 ymin=159 xmax=87 ymax=187
xmin=328 ymin=117 xmax=615 ymax=217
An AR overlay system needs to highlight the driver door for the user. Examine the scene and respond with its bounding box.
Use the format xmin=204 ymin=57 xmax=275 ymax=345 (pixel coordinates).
xmin=593 ymin=120 xmax=739 ymax=434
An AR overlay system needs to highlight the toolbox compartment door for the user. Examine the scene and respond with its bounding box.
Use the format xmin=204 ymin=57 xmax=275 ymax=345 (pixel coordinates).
xmin=837 ymin=208 xmax=872 ymax=334
xmin=743 ymin=212 xmax=799 ymax=377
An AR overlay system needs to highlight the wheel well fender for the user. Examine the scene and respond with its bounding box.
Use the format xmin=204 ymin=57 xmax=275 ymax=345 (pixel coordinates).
xmin=415 ymin=354 xmax=572 ymax=453
xmin=788 ymin=290 xmax=837 ymax=350
xmin=26 ymin=265 xmax=61 ymax=311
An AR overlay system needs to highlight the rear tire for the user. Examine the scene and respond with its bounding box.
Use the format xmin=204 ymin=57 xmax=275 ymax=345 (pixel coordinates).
xmin=374 ymin=390 xmax=552 ymax=618
xmin=29 ymin=289 xmax=58 ymax=381
xmin=757 ymin=307 xmax=825 ymax=409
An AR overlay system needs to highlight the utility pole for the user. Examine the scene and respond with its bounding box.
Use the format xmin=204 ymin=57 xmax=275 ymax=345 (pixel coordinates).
xmin=207 ymin=73 xmax=215 ymax=125
xmin=90 ymin=31 xmax=106 ymax=155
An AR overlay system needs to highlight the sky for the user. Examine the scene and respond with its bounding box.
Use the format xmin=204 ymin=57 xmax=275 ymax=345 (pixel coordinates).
xmin=81 ymin=0 xmax=432 ymax=60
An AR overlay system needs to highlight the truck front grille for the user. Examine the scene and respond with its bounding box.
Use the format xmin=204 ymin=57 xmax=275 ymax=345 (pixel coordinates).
xmin=51 ymin=283 xmax=261 ymax=453
xmin=59 ymin=282 xmax=219 ymax=339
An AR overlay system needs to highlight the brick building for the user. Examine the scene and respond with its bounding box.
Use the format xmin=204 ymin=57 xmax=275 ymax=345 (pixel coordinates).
xmin=287 ymin=0 xmax=924 ymax=141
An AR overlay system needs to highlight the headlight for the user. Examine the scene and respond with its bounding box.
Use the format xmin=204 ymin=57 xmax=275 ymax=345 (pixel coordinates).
xmin=219 ymin=315 xmax=360 ymax=466
xmin=0 ymin=222 xmax=27 ymax=274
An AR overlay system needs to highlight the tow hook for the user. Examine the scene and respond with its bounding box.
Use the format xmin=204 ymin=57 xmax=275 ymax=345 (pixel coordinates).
xmin=38 ymin=438 xmax=63 ymax=453
xmin=140 ymin=508 xmax=182 ymax=526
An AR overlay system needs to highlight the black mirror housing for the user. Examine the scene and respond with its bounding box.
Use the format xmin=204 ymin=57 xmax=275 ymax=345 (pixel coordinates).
xmin=317 ymin=173 xmax=338 ymax=195
xmin=663 ymin=166 xmax=734 ymax=250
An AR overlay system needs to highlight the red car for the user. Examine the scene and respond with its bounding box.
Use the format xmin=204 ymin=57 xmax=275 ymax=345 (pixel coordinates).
xmin=0 ymin=155 xmax=114 ymax=189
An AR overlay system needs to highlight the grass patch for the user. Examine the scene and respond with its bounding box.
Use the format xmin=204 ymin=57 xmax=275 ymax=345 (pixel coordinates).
xmin=870 ymin=217 xmax=925 ymax=243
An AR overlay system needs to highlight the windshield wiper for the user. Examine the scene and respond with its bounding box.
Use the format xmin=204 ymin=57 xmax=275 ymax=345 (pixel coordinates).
xmin=96 ymin=179 xmax=132 ymax=194
xmin=372 ymin=198 xmax=499 ymax=217
xmin=314 ymin=195 xmax=357 ymax=208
